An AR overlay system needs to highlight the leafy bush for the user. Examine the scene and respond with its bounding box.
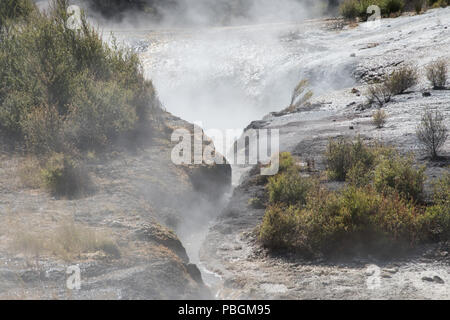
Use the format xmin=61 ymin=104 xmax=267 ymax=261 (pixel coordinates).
xmin=373 ymin=153 xmax=425 ymax=202
xmin=41 ymin=153 xmax=92 ymax=198
xmin=426 ymin=59 xmax=448 ymax=89
xmin=0 ymin=0 xmax=34 ymax=29
xmin=260 ymin=140 xmax=446 ymax=256
xmin=385 ymin=0 xmax=406 ymax=13
xmin=325 ymin=136 xmax=378 ymax=181
xmin=419 ymin=205 xmax=450 ymax=241
xmin=339 ymin=0 xmax=405 ymax=20
xmin=419 ymin=173 xmax=450 ymax=241
xmin=432 ymin=172 xmax=450 ymax=207
xmin=260 ymin=204 xmax=302 ymax=249
xmin=429 ymin=0 xmax=449 ymax=8
xmin=372 ymin=109 xmax=387 ymax=128
xmin=385 ymin=65 xmax=418 ymax=94
xmin=267 ymin=170 xmax=315 ymax=206
xmin=0 ymin=0 xmax=161 ymax=155
xmin=416 ymin=109 xmax=448 ymax=159
xmin=340 ymin=0 xmax=362 ymax=19
xmin=260 ymin=186 xmax=421 ymax=255
xmin=347 ymin=160 xmax=374 ymax=187
xmin=279 ymin=151 xmax=295 ymax=172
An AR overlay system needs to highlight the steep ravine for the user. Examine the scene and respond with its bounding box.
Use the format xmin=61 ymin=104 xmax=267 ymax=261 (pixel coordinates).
xmin=110 ymin=8 xmax=450 ymax=299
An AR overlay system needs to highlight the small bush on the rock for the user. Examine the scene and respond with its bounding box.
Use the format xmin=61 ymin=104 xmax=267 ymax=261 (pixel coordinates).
xmin=385 ymin=65 xmax=418 ymax=95
xmin=373 ymin=153 xmax=425 ymax=202
xmin=416 ymin=109 xmax=448 ymax=159
xmin=41 ymin=153 xmax=92 ymax=198
xmin=426 ymin=59 xmax=448 ymax=89
xmin=372 ymin=109 xmax=387 ymax=128
xmin=366 ymin=83 xmax=392 ymax=108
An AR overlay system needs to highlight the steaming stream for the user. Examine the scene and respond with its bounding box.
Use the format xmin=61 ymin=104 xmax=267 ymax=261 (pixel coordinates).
xmin=102 ymin=7 xmax=450 ymax=296
xmin=131 ymin=20 xmax=353 ymax=294
xmin=104 ymin=17 xmax=363 ymax=294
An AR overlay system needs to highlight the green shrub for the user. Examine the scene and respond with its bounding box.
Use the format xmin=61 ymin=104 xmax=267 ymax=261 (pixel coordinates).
xmin=373 ymin=153 xmax=425 ymax=202
xmin=419 ymin=205 xmax=450 ymax=241
xmin=260 ymin=186 xmax=421 ymax=255
xmin=0 ymin=0 xmax=161 ymax=155
xmin=267 ymin=170 xmax=315 ymax=206
xmin=413 ymin=0 xmax=424 ymax=13
xmin=429 ymin=0 xmax=449 ymax=8
xmin=419 ymin=173 xmax=450 ymax=241
xmin=41 ymin=153 xmax=92 ymax=198
xmin=347 ymin=160 xmax=374 ymax=187
xmin=260 ymin=204 xmax=301 ymax=249
xmin=325 ymin=136 xmax=377 ymax=181
xmin=385 ymin=0 xmax=405 ymax=13
xmin=0 ymin=0 xmax=34 ymax=29
xmin=340 ymin=0 xmax=362 ymax=19
xmin=21 ymin=104 xmax=66 ymax=154
xmin=432 ymin=172 xmax=450 ymax=207
xmin=339 ymin=0 xmax=405 ymax=20
xmin=279 ymin=151 xmax=295 ymax=172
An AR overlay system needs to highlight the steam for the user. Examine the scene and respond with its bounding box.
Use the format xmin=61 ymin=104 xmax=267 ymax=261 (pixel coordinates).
xmin=156 ymin=0 xmax=326 ymax=26
xmin=31 ymin=0 xmax=352 ymax=289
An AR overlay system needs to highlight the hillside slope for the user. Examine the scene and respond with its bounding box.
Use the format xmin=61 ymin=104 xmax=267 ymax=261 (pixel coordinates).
xmin=200 ymin=8 xmax=450 ymax=299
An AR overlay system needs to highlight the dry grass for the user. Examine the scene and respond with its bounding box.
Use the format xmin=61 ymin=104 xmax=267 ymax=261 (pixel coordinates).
xmin=16 ymin=156 xmax=42 ymax=189
xmin=426 ymin=59 xmax=448 ymax=89
xmin=11 ymin=219 xmax=120 ymax=261
xmin=372 ymin=109 xmax=387 ymax=128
